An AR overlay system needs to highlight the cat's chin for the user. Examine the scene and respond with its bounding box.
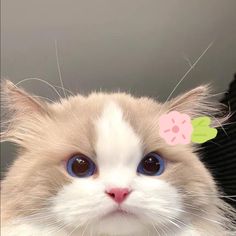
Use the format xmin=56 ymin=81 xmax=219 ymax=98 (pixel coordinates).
xmin=95 ymin=211 xmax=146 ymax=235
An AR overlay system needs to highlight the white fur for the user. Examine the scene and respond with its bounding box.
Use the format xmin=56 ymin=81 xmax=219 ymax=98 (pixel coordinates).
xmin=95 ymin=101 xmax=143 ymax=188
xmin=46 ymin=102 xmax=184 ymax=235
xmin=180 ymin=229 xmax=201 ymax=236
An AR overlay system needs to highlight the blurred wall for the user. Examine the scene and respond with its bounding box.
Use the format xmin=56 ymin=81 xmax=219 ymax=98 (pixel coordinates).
xmin=1 ymin=0 xmax=236 ymax=176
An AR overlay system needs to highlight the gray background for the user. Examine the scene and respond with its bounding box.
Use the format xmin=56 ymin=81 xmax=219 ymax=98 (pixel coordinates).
xmin=1 ymin=0 xmax=236 ymax=176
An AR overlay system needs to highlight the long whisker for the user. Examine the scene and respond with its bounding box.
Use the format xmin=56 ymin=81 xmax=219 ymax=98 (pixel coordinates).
xmin=54 ymin=85 xmax=75 ymax=96
xmin=81 ymin=220 xmax=91 ymax=236
xmin=166 ymin=41 xmax=214 ymax=103
xmin=158 ymin=41 xmax=214 ymax=115
xmin=164 ymin=206 xmax=224 ymax=226
xmin=55 ymin=40 xmax=67 ymax=98
xmin=151 ymin=222 xmax=161 ymax=236
xmin=15 ymin=77 xmax=63 ymax=100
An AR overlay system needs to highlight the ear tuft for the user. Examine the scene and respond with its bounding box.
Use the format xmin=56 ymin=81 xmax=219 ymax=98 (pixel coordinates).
xmin=1 ymin=79 xmax=48 ymax=143
xmin=1 ymin=80 xmax=47 ymax=115
xmin=168 ymin=85 xmax=229 ymax=128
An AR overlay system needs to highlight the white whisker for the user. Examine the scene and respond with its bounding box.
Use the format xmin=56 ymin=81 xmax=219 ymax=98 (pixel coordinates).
xmin=166 ymin=41 xmax=214 ymax=103
xmin=54 ymin=39 xmax=67 ymax=98
xmin=15 ymin=77 xmax=63 ymax=100
xmin=158 ymin=41 xmax=214 ymax=116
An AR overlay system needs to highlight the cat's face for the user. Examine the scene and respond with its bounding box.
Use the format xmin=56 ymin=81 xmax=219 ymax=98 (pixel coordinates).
xmin=1 ymin=81 xmax=222 ymax=235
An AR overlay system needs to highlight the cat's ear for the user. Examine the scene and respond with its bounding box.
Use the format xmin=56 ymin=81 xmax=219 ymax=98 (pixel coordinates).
xmin=1 ymin=80 xmax=48 ymax=114
xmin=167 ymin=85 xmax=228 ymax=127
xmin=1 ymin=80 xmax=49 ymax=143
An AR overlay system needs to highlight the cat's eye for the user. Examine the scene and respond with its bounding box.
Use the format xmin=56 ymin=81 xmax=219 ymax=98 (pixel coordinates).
xmin=66 ymin=155 xmax=96 ymax=177
xmin=137 ymin=152 xmax=165 ymax=176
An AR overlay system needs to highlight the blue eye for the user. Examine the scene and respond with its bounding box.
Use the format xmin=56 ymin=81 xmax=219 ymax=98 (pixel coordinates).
xmin=137 ymin=152 xmax=165 ymax=176
xmin=66 ymin=155 xmax=96 ymax=177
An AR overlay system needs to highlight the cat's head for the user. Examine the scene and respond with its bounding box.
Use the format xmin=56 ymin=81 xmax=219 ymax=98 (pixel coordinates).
xmin=1 ymin=80 xmax=228 ymax=235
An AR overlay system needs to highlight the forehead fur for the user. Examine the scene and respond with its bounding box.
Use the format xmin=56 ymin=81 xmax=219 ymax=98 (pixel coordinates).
xmin=47 ymin=92 xmax=162 ymax=158
xmin=95 ymin=101 xmax=141 ymax=161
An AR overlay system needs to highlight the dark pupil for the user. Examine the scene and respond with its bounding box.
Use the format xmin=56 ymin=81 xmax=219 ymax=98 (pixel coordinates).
xmin=142 ymin=156 xmax=160 ymax=175
xmin=72 ymin=157 xmax=90 ymax=176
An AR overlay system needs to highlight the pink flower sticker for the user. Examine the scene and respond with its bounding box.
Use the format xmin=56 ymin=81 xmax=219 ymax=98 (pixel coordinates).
xmin=159 ymin=111 xmax=193 ymax=145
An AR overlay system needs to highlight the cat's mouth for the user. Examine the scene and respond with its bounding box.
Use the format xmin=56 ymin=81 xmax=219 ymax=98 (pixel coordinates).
xmin=104 ymin=207 xmax=136 ymax=218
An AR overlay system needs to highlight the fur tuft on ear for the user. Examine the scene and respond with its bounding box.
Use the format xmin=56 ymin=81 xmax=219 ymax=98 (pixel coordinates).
xmin=1 ymin=80 xmax=49 ymax=145
xmin=167 ymin=85 xmax=230 ymax=128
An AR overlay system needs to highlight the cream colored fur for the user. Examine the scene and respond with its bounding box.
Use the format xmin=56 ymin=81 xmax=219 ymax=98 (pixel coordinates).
xmin=1 ymin=80 xmax=235 ymax=236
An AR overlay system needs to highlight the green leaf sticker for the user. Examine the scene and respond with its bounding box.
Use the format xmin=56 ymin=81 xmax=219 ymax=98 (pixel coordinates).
xmin=191 ymin=116 xmax=218 ymax=144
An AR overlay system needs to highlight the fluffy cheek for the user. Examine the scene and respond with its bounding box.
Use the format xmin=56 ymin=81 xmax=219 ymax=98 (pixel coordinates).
xmin=50 ymin=179 xmax=112 ymax=227
xmin=124 ymin=177 xmax=183 ymax=226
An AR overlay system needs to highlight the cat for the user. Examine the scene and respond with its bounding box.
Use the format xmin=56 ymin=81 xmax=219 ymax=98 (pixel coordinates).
xmin=1 ymin=80 xmax=235 ymax=236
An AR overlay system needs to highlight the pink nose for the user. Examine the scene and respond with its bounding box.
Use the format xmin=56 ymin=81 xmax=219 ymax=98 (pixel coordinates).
xmin=106 ymin=188 xmax=131 ymax=204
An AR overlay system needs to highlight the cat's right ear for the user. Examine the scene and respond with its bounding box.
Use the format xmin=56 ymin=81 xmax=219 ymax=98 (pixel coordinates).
xmin=1 ymin=80 xmax=49 ymax=143
xmin=166 ymin=85 xmax=229 ymax=127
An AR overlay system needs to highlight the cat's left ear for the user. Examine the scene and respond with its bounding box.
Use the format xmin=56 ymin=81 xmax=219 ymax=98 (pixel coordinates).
xmin=1 ymin=80 xmax=49 ymax=143
xmin=1 ymin=80 xmax=48 ymax=115
xmin=167 ymin=85 xmax=228 ymax=127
